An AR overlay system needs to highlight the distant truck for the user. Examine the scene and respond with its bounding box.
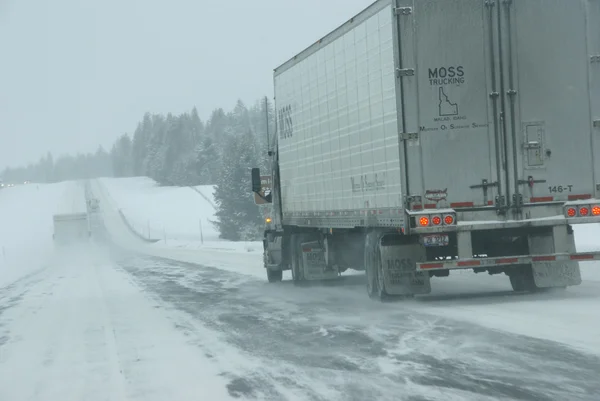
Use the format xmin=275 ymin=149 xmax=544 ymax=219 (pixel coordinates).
xmin=52 ymin=213 xmax=91 ymax=246
xmin=252 ymin=0 xmax=600 ymax=299
xmin=87 ymin=198 xmax=99 ymax=212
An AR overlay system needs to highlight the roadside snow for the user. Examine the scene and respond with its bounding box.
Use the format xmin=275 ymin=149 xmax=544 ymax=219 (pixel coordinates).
xmin=94 ymin=178 xmax=267 ymax=279
xmin=99 ymin=177 xmax=220 ymax=242
xmin=0 ymin=181 xmax=82 ymax=288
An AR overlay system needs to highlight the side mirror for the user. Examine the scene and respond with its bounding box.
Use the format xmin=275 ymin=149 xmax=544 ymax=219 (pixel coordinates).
xmin=251 ymin=168 xmax=261 ymax=193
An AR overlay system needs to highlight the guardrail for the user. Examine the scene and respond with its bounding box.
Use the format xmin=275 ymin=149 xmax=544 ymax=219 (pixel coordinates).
xmin=117 ymin=209 xmax=160 ymax=243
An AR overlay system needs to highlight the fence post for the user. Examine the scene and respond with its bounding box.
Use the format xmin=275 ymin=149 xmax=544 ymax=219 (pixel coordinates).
xmin=200 ymin=219 xmax=204 ymax=245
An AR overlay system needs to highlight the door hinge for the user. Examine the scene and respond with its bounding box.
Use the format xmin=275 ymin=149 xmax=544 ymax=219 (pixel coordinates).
xmin=396 ymin=68 xmax=415 ymax=77
xmin=400 ymin=132 xmax=419 ymax=141
xmin=594 ymin=120 xmax=600 ymax=128
xmin=394 ymin=7 xmax=412 ymax=15
xmin=591 ymin=55 xmax=600 ymax=63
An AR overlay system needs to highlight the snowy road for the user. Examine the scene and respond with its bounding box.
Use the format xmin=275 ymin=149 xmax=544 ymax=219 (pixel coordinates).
xmin=0 ymin=247 xmax=232 ymax=401
xmin=1 ymin=179 xmax=600 ymax=401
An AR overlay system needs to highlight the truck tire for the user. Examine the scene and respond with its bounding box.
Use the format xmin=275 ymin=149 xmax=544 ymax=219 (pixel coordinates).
xmin=267 ymin=269 xmax=283 ymax=283
xmin=508 ymin=265 xmax=537 ymax=292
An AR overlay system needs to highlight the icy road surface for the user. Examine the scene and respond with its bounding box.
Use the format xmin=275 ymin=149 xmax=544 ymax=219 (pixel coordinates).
xmin=111 ymin=250 xmax=600 ymax=401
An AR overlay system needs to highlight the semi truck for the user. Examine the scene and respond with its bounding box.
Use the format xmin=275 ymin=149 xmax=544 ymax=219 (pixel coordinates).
xmin=251 ymin=0 xmax=600 ymax=299
xmin=52 ymin=213 xmax=91 ymax=246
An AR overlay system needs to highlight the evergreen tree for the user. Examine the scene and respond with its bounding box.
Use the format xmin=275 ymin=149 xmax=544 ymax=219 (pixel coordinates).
xmin=212 ymin=130 xmax=262 ymax=240
xmin=111 ymin=134 xmax=133 ymax=177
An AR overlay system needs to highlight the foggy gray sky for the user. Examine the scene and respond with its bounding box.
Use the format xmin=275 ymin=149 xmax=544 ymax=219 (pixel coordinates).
xmin=0 ymin=0 xmax=372 ymax=168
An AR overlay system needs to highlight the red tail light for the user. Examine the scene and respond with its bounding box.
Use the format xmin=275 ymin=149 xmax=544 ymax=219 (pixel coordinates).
xmin=432 ymin=215 xmax=442 ymax=226
xmin=566 ymin=207 xmax=577 ymax=218
xmin=579 ymin=206 xmax=590 ymax=217
xmin=419 ymin=216 xmax=430 ymax=227
xmin=444 ymin=214 xmax=455 ymax=225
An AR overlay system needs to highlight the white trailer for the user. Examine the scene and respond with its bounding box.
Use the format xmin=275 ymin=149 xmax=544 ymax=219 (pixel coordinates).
xmin=252 ymin=0 xmax=600 ymax=299
xmin=53 ymin=213 xmax=91 ymax=246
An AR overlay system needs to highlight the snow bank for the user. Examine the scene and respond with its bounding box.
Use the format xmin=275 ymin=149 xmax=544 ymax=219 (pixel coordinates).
xmin=94 ymin=178 xmax=267 ymax=279
xmin=0 ymin=181 xmax=78 ymax=287
xmin=99 ymin=177 xmax=220 ymax=242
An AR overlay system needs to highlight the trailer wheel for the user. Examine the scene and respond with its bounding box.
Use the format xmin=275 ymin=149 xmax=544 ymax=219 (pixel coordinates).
xmin=266 ymin=269 xmax=283 ymax=283
xmin=508 ymin=265 xmax=537 ymax=292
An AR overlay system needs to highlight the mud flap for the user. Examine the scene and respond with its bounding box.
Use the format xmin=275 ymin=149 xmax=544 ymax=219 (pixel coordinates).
xmin=530 ymin=227 xmax=582 ymax=288
xmin=532 ymin=262 xmax=582 ymax=288
xmin=379 ymin=242 xmax=431 ymax=295
xmin=301 ymin=241 xmax=339 ymax=280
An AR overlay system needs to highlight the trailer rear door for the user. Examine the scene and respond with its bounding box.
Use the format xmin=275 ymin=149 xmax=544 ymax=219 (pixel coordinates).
xmin=507 ymin=0 xmax=595 ymax=205
xmin=397 ymin=0 xmax=502 ymax=209
xmin=587 ymin=0 xmax=600 ymax=197
xmin=397 ymin=0 xmax=596 ymax=211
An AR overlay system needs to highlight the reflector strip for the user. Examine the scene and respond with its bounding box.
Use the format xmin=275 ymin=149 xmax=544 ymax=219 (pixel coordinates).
xmin=532 ymin=256 xmax=556 ymax=262
xmin=412 ymin=205 xmax=423 ymax=210
xmin=420 ymin=263 xmax=444 ymax=269
xmin=496 ymin=258 xmax=519 ymax=264
xmin=569 ymin=194 xmax=592 ymax=201
xmin=302 ymin=248 xmax=312 ymax=252
xmin=424 ymin=204 xmax=437 ymax=209
xmin=458 ymin=260 xmax=481 ymax=267
xmin=451 ymin=202 xmax=475 ymax=208
xmin=570 ymin=254 xmax=594 ymax=260
xmin=487 ymin=200 xmax=494 ymax=206
xmin=418 ymin=251 xmax=600 ymax=271
xmin=530 ymin=196 xmax=553 ymax=203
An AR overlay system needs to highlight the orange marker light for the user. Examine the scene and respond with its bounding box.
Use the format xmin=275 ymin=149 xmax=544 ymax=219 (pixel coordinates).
xmin=419 ymin=216 xmax=430 ymax=227
xmin=592 ymin=206 xmax=600 ymax=216
xmin=579 ymin=206 xmax=590 ymax=217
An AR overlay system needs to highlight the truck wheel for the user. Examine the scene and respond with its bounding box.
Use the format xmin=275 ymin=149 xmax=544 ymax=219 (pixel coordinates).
xmin=267 ymin=269 xmax=283 ymax=283
xmin=509 ymin=265 xmax=537 ymax=292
